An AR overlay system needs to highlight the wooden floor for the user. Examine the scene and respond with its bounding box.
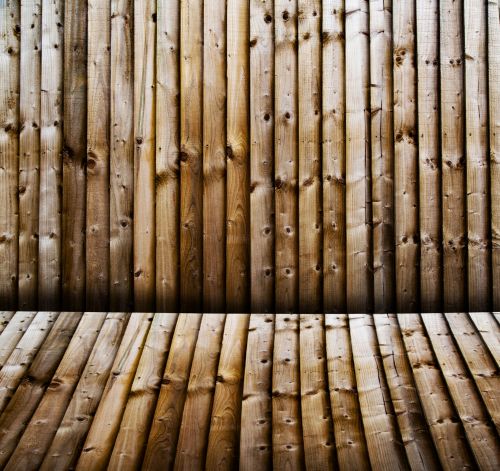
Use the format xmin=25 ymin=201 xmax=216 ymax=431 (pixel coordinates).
xmin=0 ymin=313 xmax=498 ymax=470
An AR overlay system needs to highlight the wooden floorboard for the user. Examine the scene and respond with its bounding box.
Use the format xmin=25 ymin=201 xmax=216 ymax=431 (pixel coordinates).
xmin=0 ymin=313 xmax=497 ymax=470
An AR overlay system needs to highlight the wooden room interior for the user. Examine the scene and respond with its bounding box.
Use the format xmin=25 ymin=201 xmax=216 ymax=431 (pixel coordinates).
xmin=0 ymin=0 xmax=499 ymax=470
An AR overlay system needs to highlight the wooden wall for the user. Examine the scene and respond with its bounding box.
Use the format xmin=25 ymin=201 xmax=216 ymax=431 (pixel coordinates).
xmin=0 ymin=0 xmax=498 ymax=313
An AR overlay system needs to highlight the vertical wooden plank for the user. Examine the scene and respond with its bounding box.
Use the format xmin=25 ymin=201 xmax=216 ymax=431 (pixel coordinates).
xmin=441 ymin=0 xmax=467 ymax=311
xmin=417 ymin=0 xmax=442 ymax=312
xmin=110 ymin=0 xmax=133 ymax=311
xmin=174 ymin=314 xmax=226 ymax=470
xmin=272 ymin=314 xmax=304 ymax=468
xmin=202 ymin=0 xmax=225 ymax=312
xmin=240 ymin=314 xmax=274 ymax=470
xmin=206 ymin=314 xmax=250 ymax=470
xmin=322 ymin=2 xmax=345 ymax=313
xmin=156 ymin=0 xmax=179 ymax=312
xmin=226 ymin=0 xmax=250 ymax=312
xmin=394 ymin=0 xmax=419 ymax=312
xmin=465 ymin=0 xmax=490 ymax=310
xmin=18 ymin=0 xmax=41 ymax=309
xmin=370 ymin=0 xmax=395 ymax=312
xmin=0 ymin=0 xmax=19 ymax=309
xmin=275 ymin=0 xmax=298 ymax=313
xmin=490 ymin=0 xmax=500 ymax=311
xmin=86 ymin=0 xmax=110 ymax=310
xmin=142 ymin=313 xmax=202 ymax=471
xmin=250 ymin=0 xmax=274 ymax=312
xmin=4 ymin=312 xmax=106 ymax=471
xmin=298 ymin=0 xmax=321 ymax=313
xmin=325 ymin=314 xmax=370 ymax=471
xmin=299 ymin=314 xmax=335 ymax=470
xmin=345 ymin=0 xmax=372 ymax=313
xmin=179 ymin=0 xmax=203 ymax=312
xmin=39 ymin=0 xmax=62 ymax=310
xmin=134 ymin=0 xmax=156 ymax=312
xmin=62 ymin=0 xmax=86 ymax=310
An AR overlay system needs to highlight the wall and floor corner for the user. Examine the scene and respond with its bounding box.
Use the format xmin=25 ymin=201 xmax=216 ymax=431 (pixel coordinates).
xmin=0 ymin=2 xmax=500 ymax=470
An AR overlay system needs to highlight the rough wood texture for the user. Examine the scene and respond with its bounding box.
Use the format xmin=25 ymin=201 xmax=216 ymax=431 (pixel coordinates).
xmin=323 ymin=2 xmax=345 ymax=313
xmin=416 ymin=0 xmax=442 ymax=312
xmin=0 ymin=313 xmax=497 ymax=470
xmin=86 ymin=0 xmax=110 ymax=310
xmin=156 ymin=0 xmax=179 ymax=312
xmin=250 ymin=0 xmax=274 ymax=313
xmin=62 ymin=0 xmax=86 ymax=311
xmin=18 ymin=0 xmax=41 ymax=310
xmin=370 ymin=0 xmax=395 ymax=313
xmin=345 ymin=0 xmax=372 ymax=313
xmin=274 ymin=0 xmax=298 ymax=313
xmin=39 ymin=0 xmax=62 ymax=310
xmin=203 ymin=0 xmax=226 ymax=313
xmin=298 ymin=0 xmax=322 ymax=313
xmin=394 ymin=0 xmax=419 ymax=312
xmin=174 ymin=314 xmax=225 ymax=470
xmin=226 ymin=0 xmax=250 ymax=313
xmin=490 ymin=0 xmax=500 ymax=311
xmin=0 ymin=0 xmax=19 ymax=309
xmin=110 ymin=0 xmax=133 ymax=312
xmin=180 ymin=0 xmax=203 ymax=312
xmin=465 ymin=0 xmax=491 ymax=311
xmin=1 ymin=3 xmax=498 ymax=313
xmin=133 ymin=0 xmax=156 ymax=312
xmin=142 ymin=313 xmax=202 ymax=470
xmin=440 ymin=0 xmax=467 ymax=311
xmin=240 ymin=314 xmax=274 ymax=470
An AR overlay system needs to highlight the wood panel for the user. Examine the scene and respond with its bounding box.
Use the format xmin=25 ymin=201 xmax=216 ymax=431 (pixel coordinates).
xmin=18 ymin=0 xmax=41 ymax=310
xmin=110 ymin=0 xmax=134 ymax=312
xmin=62 ymin=0 xmax=86 ymax=310
xmin=0 ymin=2 xmax=498 ymax=313
xmin=180 ymin=0 xmax=203 ymax=312
xmin=39 ymin=0 xmax=63 ymax=310
xmin=0 ymin=313 xmax=496 ymax=470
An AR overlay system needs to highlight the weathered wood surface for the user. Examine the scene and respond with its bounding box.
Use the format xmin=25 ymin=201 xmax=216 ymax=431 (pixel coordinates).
xmin=0 ymin=312 xmax=497 ymax=470
xmin=0 ymin=2 xmax=498 ymax=313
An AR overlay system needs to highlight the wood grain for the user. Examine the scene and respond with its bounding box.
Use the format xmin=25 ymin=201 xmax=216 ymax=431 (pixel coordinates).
xmin=226 ymin=0 xmax=250 ymax=312
xmin=110 ymin=0 xmax=134 ymax=311
xmin=39 ymin=0 xmax=62 ymax=310
xmin=156 ymin=0 xmax=179 ymax=312
xmin=417 ymin=0 xmax=442 ymax=311
xmin=345 ymin=0 xmax=372 ymax=313
xmin=202 ymin=0 xmax=226 ymax=312
xmin=274 ymin=0 xmax=298 ymax=313
xmin=250 ymin=0 xmax=274 ymax=313
xmin=370 ymin=0 xmax=395 ymax=313
xmin=322 ymin=2 xmax=346 ymax=313
xmin=62 ymin=0 xmax=86 ymax=310
xmin=18 ymin=0 xmax=41 ymax=309
xmin=180 ymin=0 xmax=203 ymax=311
xmin=0 ymin=0 xmax=19 ymax=309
